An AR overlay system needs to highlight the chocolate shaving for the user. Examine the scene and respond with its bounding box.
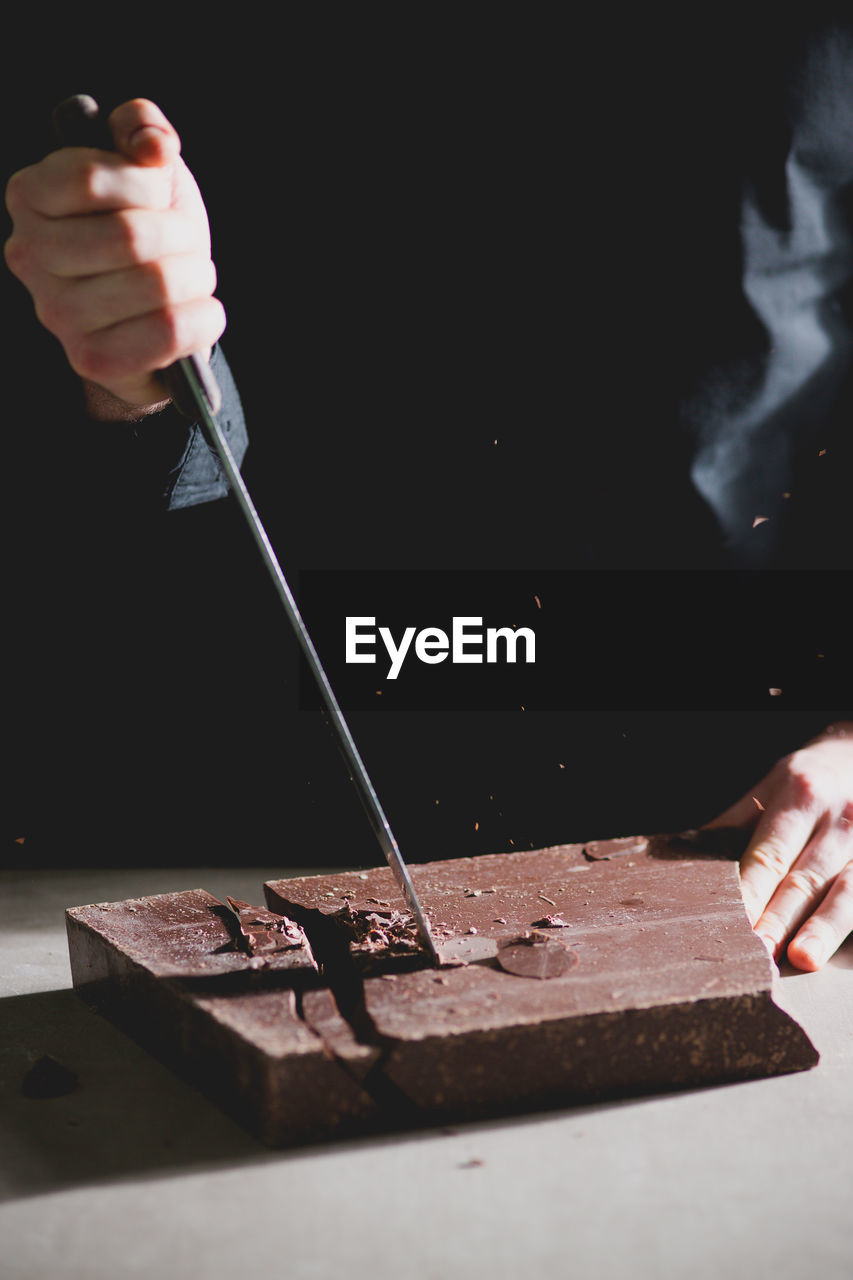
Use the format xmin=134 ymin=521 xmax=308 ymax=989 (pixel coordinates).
xmin=335 ymin=902 xmax=422 ymax=954
xmin=215 ymin=896 xmax=305 ymax=956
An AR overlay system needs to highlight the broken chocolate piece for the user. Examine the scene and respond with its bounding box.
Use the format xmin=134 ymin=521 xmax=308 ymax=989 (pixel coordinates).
xmin=220 ymin=896 xmax=305 ymax=955
xmin=497 ymin=935 xmax=578 ymax=979
xmin=66 ymin=889 xmax=375 ymax=1144
xmin=584 ymin=836 xmax=649 ymax=861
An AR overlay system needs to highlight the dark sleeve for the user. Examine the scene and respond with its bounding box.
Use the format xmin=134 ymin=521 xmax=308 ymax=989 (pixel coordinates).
xmin=164 ymin=344 xmax=248 ymax=510
xmin=30 ymin=341 xmax=249 ymax=517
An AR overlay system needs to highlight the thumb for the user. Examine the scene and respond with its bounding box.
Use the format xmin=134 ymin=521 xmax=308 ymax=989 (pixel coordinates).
xmin=107 ymin=98 xmax=181 ymax=167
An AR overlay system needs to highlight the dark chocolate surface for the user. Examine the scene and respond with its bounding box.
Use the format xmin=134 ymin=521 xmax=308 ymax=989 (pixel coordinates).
xmin=264 ymin=831 xmax=769 ymax=1007
xmin=65 ymin=834 xmax=818 ymax=1146
xmin=65 ymin=890 xmax=376 ymax=1144
xmin=67 ymin=888 xmax=317 ymax=982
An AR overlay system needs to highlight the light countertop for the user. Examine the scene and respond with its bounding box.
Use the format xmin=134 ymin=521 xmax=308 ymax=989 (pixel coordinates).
xmin=2 ymin=865 xmax=851 ymax=1280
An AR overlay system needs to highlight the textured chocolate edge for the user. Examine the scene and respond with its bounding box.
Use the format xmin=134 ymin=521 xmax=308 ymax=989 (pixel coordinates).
xmin=65 ymin=907 xmax=378 ymax=1145
xmin=373 ymin=988 xmax=819 ymax=1116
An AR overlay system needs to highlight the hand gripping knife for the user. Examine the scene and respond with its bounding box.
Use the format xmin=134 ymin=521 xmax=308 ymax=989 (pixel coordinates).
xmin=51 ymin=94 xmax=439 ymax=964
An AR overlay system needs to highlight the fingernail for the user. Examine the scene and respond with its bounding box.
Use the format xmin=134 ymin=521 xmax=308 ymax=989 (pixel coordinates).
xmin=128 ymin=125 xmax=168 ymax=158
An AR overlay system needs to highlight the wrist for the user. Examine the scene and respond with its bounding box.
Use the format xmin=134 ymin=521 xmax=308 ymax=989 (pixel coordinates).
xmin=82 ymin=379 xmax=171 ymax=423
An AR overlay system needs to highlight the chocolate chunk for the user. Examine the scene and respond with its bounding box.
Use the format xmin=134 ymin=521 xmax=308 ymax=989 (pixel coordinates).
xmin=497 ymin=935 xmax=579 ymax=978
xmin=583 ymin=836 xmax=649 ymax=861
xmin=65 ymin=889 xmax=374 ymax=1145
xmin=222 ymin=896 xmax=306 ymax=955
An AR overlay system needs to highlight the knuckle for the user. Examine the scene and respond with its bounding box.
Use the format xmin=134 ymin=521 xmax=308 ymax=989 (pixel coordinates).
xmin=74 ymin=158 xmax=109 ymax=205
xmin=785 ymin=867 xmax=825 ymax=899
xmin=208 ymin=295 xmax=227 ymax=339
xmin=33 ymin=290 xmax=64 ymax=335
xmin=64 ymin=332 xmax=95 ymax=380
xmin=150 ymin=306 xmax=184 ymax=357
xmin=749 ymin=843 xmax=790 ymax=878
xmin=3 ymin=232 xmax=31 ymax=278
xmin=140 ymin=259 xmax=171 ymax=306
xmin=780 ymin=756 xmax=817 ymax=808
xmin=834 ymin=861 xmax=853 ymax=901
xmin=4 ymin=167 xmax=28 ymax=215
xmin=756 ymin=910 xmax=787 ymax=943
xmin=67 ymin=331 xmax=112 ymax=384
xmin=112 ymin=209 xmax=146 ymax=262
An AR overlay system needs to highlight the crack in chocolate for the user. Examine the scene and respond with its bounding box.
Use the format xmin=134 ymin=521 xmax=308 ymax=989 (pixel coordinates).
xmin=280 ymin=900 xmax=426 ymax=1121
xmin=210 ymin=895 xmax=305 ymax=958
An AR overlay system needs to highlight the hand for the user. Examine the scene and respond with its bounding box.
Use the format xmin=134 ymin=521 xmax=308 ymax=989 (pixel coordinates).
xmin=4 ymin=98 xmax=225 ymax=419
xmin=705 ymin=723 xmax=853 ymax=971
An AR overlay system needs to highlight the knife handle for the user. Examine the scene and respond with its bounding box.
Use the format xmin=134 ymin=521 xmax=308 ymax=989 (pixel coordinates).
xmin=51 ymin=94 xmax=221 ymax=417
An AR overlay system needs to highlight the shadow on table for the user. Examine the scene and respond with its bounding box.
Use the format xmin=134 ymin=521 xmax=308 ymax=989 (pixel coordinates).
xmin=0 ymin=983 xmax=761 ymax=1204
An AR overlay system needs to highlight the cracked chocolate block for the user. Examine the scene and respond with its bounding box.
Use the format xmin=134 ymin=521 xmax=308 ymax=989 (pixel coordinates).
xmin=265 ymin=831 xmax=818 ymax=1116
xmin=65 ymin=889 xmax=377 ymax=1145
xmin=66 ymin=834 xmax=818 ymax=1148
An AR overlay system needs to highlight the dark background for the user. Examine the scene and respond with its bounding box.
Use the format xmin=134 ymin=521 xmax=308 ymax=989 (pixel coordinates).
xmin=3 ymin=13 xmax=850 ymax=870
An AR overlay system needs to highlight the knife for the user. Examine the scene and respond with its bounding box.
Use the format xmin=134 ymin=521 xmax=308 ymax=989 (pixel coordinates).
xmin=51 ymin=94 xmax=439 ymax=965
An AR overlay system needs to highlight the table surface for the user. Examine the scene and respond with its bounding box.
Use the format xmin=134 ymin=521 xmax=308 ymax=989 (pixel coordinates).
xmin=1 ymin=865 xmax=851 ymax=1280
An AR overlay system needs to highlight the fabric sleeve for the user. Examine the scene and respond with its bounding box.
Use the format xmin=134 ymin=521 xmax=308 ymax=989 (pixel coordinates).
xmin=163 ymin=343 xmax=249 ymax=511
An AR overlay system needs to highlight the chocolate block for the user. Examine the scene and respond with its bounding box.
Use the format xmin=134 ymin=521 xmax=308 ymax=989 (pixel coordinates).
xmin=66 ymin=889 xmax=378 ymax=1145
xmin=66 ymin=835 xmax=818 ymax=1147
xmin=265 ymin=832 xmax=818 ymax=1116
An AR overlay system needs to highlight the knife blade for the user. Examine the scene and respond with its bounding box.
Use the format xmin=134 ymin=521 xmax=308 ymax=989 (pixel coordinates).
xmin=51 ymin=95 xmax=439 ymax=964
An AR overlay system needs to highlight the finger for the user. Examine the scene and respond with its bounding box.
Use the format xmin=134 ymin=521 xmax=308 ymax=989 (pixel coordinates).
xmin=108 ymin=99 xmax=181 ymax=168
xmin=738 ymin=803 xmax=818 ymax=925
xmin=751 ymin=818 xmax=851 ymax=958
xmin=67 ymin=295 xmax=226 ymax=387
xmin=29 ymin=207 xmax=200 ymax=278
xmin=786 ymin=859 xmax=853 ymax=971
xmin=44 ymin=255 xmax=217 ymax=336
xmin=6 ymin=151 xmax=173 ymax=220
